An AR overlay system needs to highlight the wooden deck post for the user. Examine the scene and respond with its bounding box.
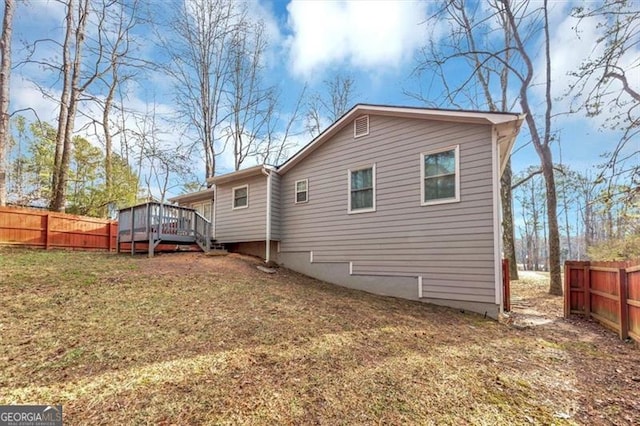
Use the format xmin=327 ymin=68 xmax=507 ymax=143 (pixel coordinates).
xmin=619 ymin=268 xmax=629 ymax=339
xmin=563 ymin=262 xmax=570 ymax=317
xmin=130 ymin=206 xmax=135 ymax=255
xmin=148 ymin=204 xmax=154 ymax=258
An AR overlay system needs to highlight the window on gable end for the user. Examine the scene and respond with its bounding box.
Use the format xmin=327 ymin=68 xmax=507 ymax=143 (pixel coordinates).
xmin=348 ymin=164 xmax=376 ymax=213
xmin=420 ymin=146 xmax=460 ymax=205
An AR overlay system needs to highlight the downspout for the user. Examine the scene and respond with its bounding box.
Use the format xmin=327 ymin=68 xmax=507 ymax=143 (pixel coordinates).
xmin=492 ymin=126 xmax=504 ymax=314
xmin=263 ymin=168 xmax=272 ymax=263
xmin=212 ymin=185 xmax=216 ymax=241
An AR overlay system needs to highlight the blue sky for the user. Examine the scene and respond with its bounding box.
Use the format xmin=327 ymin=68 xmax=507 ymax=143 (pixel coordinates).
xmin=6 ymin=0 xmax=637 ymax=201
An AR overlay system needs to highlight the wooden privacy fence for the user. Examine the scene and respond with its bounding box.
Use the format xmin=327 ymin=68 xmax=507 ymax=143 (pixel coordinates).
xmin=0 ymin=206 xmax=117 ymax=251
xmin=565 ymin=260 xmax=640 ymax=342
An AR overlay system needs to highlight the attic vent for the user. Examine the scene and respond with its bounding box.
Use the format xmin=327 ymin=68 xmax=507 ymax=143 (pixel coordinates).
xmin=354 ymin=115 xmax=369 ymax=138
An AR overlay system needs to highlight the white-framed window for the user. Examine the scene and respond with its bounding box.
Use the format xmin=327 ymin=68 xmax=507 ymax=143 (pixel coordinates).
xmin=420 ymin=145 xmax=460 ymax=206
xmin=295 ymin=179 xmax=308 ymax=204
xmin=232 ymin=184 xmax=249 ymax=209
xmin=348 ymin=164 xmax=376 ymax=214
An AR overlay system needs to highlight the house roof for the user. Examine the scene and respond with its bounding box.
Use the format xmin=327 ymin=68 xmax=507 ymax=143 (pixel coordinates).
xmin=277 ymin=104 xmax=525 ymax=174
xmin=205 ymin=164 xmax=274 ymax=186
xmin=168 ymin=187 xmax=215 ymax=204
xmin=186 ymin=104 xmax=524 ymax=195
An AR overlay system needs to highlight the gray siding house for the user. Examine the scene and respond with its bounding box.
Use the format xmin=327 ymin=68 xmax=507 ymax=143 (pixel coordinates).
xmin=172 ymin=105 xmax=524 ymax=318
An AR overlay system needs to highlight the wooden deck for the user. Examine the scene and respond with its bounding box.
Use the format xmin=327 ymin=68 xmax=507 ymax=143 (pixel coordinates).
xmin=117 ymin=202 xmax=211 ymax=257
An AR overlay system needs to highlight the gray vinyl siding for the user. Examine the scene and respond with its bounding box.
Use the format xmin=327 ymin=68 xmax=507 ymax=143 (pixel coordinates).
xmin=270 ymin=173 xmax=281 ymax=241
xmin=215 ymin=174 xmax=267 ymax=243
xmin=279 ymin=114 xmax=497 ymax=304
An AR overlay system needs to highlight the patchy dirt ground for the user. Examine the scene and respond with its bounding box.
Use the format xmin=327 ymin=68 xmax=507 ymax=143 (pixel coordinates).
xmin=1 ymin=249 xmax=639 ymax=425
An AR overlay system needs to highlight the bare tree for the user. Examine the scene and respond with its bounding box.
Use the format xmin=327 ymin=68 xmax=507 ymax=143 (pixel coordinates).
xmin=0 ymin=0 xmax=14 ymax=206
xmin=515 ymin=168 xmax=546 ymax=270
xmin=225 ymin=14 xmax=274 ymax=170
xmin=507 ymin=0 xmax=562 ymax=294
xmin=50 ymin=0 xmax=91 ymax=211
xmin=98 ymin=0 xmax=139 ymax=206
xmin=161 ymin=0 xmax=236 ymax=181
xmin=306 ymin=73 xmax=356 ymax=137
xmin=46 ymin=0 xmax=117 ymax=211
xmin=255 ymin=86 xmax=307 ymax=166
xmin=132 ymin=106 xmax=190 ymax=202
xmin=570 ymin=0 xmax=639 ymax=203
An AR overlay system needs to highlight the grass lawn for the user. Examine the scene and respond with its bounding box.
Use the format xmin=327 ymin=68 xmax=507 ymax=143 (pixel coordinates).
xmin=1 ymin=249 xmax=639 ymax=425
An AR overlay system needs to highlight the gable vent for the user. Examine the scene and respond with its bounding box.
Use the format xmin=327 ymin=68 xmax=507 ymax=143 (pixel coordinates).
xmin=354 ymin=115 xmax=369 ymax=138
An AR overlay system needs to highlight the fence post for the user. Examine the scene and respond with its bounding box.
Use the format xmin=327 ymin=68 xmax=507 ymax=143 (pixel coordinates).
xmin=619 ymin=268 xmax=629 ymax=339
xmin=45 ymin=213 xmax=51 ymax=250
xmin=116 ymin=220 xmax=120 ymax=254
xmin=107 ymin=222 xmax=113 ymax=252
xmin=584 ymin=264 xmax=591 ymax=317
xmin=502 ymin=259 xmax=510 ymax=312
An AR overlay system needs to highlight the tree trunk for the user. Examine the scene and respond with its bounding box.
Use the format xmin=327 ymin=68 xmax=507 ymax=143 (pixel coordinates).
xmin=504 ymin=0 xmax=562 ymax=294
xmin=0 ymin=0 xmax=14 ymax=207
xmin=540 ymin=145 xmax=563 ymax=294
xmin=103 ymin=68 xmax=116 ymax=210
xmin=51 ymin=0 xmax=74 ymax=209
xmin=501 ymin=161 xmax=519 ymax=279
xmin=51 ymin=0 xmax=90 ymax=212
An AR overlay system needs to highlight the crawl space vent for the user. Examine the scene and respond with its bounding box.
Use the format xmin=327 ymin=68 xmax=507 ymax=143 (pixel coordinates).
xmin=354 ymin=115 xmax=369 ymax=138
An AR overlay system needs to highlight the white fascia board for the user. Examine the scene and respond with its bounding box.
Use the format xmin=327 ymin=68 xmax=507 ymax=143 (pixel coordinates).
xmin=167 ymin=187 xmax=215 ymax=204
xmin=206 ymin=165 xmax=274 ymax=186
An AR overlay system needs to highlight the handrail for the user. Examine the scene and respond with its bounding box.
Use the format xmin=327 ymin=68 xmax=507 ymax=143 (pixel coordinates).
xmin=193 ymin=210 xmax=211 ymax=251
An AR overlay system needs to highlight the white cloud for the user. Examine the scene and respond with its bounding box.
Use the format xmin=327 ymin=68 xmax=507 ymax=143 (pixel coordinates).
xmin=19 ymin=0 xmax=66 ymax=25
xmin=285 ymin=0 xmax=428 ymax=77
xmin=10 ymin=77 xmax=60 ymax=122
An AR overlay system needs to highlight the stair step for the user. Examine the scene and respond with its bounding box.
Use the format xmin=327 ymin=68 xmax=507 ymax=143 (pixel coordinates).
xmin=206 ymin=249 xmax=228 ymax=256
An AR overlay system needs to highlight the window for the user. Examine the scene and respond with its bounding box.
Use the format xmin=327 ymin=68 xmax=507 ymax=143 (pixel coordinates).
xmin=295 ymin=179 xmax=308 ymax=204
xmin=232 ymin=185 xmax=248 ymax=209
xmin=421 ymin=146 xmax=460 ymax=205
xmin=193 ymin=201 xmax=212 ymax=220
xmin=348 ymin=164 xmax=376 ymax=213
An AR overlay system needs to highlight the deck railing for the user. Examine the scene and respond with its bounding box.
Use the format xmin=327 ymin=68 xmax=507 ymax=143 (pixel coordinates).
xmin=118 ymin=202 xmax=211 ymax=253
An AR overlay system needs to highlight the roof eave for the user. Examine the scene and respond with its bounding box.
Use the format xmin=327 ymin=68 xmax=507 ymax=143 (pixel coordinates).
xmin=496 ymin=114 xmax=526 ymax=175
xmin=205 ymin=165 xmax=273 ymax=186
xmin=277 ymin=104 xmax=524 ymax=175
xmin=168 ymin=187 xmax=215 ymax=204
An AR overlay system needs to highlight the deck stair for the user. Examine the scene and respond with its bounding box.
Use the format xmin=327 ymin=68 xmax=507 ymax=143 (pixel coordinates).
xmin=117 ymin=202 xmax=211 ymax=257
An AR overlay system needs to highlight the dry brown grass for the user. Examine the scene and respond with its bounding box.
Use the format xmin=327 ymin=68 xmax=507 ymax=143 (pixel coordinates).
xmin=1 ymin=249 xmax=639 ymax=425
